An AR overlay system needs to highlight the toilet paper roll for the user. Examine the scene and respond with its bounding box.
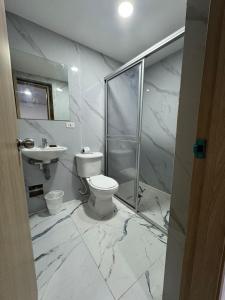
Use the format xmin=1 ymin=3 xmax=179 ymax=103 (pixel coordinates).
xmin=81 ymin=147 xmax=91 ymax=154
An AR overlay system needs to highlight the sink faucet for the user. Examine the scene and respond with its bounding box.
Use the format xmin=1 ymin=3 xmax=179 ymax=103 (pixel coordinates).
xmin=42 ymin=138 xmax=48 ymax=148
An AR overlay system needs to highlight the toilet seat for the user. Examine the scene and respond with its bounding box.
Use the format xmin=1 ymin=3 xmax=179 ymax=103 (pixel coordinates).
xmin=88 ymin=175 xmax=118 ymax=191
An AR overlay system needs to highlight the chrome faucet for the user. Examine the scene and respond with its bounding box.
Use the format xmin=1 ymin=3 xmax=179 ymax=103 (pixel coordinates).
xmin=42 ymin=138 xmax=48 ymax=148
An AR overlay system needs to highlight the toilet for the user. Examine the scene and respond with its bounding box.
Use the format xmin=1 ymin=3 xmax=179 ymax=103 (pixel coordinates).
xmin=75 ymin=152 xmax=119 ymax=217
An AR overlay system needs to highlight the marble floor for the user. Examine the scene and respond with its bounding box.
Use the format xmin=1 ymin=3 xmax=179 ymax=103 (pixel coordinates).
xmin=117 ymin=180 xmax=171 ymax=232
xmin=30 ymin=197 xmax=167 ymax=300
xmin=138 ymin=182 xmax=171 ymax=232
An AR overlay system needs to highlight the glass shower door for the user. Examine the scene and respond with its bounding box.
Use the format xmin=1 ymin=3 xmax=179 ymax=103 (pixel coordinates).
xmin=105 ymin=62 xmax=143 ymax=208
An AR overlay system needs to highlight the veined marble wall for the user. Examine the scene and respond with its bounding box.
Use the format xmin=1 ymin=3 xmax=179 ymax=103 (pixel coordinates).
xmin=140 ymin=50 xmax=183 ymax=194
xmin=6 ymin=12 xmax=120 ymax=213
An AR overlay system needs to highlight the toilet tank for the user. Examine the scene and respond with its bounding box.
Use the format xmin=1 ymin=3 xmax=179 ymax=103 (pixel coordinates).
xmin=75 ymin=152 xmax=103 ymax=178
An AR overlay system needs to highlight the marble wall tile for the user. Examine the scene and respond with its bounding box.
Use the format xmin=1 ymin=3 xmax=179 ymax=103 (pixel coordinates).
xmin=163 ymin=0 xmax=211 ymax=299
xmin=6 ymin=12 xmax=120 ymax=212
xmin=140 ymin=50 xmax=183 ymax=194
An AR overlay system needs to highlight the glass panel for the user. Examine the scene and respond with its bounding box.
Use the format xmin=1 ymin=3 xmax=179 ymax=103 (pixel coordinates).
xmin=107 ymin=64 xmax=141 ymax=138
xmin=138 ymin=40 xmax=184 ymax=231
xmin=107 ymin=139 xmax=138 ymax=207
xmin=106 ymin=62 xmax=142 ymax=208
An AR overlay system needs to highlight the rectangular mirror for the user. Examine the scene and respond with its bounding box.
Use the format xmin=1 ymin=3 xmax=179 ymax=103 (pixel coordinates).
xmin=10 ymin=48 xmax=70 ymax=121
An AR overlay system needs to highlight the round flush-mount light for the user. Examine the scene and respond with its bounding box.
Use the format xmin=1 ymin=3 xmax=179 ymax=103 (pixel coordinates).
xmin=118 ymin=1 xmax=134 ymax=18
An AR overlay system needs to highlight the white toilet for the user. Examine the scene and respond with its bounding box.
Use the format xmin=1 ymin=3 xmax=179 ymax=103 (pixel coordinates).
xmin=75 ymin=152 xmax=119 ymax=217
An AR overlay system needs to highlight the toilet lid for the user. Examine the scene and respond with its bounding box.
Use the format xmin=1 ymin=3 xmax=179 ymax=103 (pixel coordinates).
xmin=89 ymin=175 xmax=118 ymax=190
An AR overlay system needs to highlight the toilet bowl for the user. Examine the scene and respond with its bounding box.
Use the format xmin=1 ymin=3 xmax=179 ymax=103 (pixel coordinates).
xmin=75 ymin=152 xmax=119 ymax=217
xmin=87 ymin=175 xmax=118 ymax=216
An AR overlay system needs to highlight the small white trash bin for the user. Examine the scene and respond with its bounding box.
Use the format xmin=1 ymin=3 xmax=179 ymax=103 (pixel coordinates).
xmin=45 ymin=190 xmax=64 ymax=215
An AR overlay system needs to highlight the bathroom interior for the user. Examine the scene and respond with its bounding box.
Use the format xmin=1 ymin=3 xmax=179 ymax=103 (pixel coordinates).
xmin=4 ymin=0 xmax=187 ymax=299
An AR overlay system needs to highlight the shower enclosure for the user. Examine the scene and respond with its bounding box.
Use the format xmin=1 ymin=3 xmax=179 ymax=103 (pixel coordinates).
xmin=105 ymin=28 xmax=185 ymax=232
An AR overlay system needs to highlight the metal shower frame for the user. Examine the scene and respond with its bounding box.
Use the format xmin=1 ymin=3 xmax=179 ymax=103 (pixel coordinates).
xmin=104 ymin=27 xmax=185 ymax=233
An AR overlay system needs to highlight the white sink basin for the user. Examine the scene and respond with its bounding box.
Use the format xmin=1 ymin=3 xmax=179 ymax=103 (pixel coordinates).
xmin=22 ymin=146 xmax=67 ymax=163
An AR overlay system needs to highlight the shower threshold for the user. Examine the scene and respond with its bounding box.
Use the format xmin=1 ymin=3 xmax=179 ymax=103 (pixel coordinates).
xmin=114 ymin=181 xmax=171 ymax=235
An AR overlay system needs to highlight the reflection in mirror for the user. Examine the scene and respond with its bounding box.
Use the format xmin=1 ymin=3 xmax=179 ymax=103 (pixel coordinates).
xmin=10 ymin=49 xmax=70 ymax=121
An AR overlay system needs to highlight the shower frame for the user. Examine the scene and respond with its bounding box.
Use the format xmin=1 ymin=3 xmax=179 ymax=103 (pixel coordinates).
xmin=104 ymin=27 xmax=185 ymax=231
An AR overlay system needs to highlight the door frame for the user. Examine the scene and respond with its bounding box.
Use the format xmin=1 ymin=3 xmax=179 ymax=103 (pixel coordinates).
xmin=0 ymin=0 xmax=37 ymax=299
xmin=180 ymin=0 xmax=225 ymax=298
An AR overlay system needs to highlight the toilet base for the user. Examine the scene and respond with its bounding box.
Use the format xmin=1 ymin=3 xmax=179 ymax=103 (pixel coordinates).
xmin=88 ymin=193 xmax=116 ymax=217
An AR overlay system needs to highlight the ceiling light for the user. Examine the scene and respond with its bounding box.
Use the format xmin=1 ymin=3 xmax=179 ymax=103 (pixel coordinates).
xmin=71 ymin=66 xmax=79 ymax=72
xmin=146 ymin=89 xmax=150 ymax=92
xmin=24 ymin=89 xmax=32 ymax=96
xmin=56 ymin=87 xmax=63 ymax=92
xmin=118 ymin=1 xmax=133 ymax=18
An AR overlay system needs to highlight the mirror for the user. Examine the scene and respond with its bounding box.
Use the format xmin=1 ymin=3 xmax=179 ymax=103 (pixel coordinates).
xmin=10 ymin=48 xmax=70 ymax=121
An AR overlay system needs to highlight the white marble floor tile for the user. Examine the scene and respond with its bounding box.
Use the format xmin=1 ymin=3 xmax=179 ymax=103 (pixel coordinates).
xmin=41 ymin=240 xmax=115 ymax=300
xmin=138 ymin=182 xmax=171 ymax=231
xmin=116 ymin=181 xmax=170 ymax=232
xmin=30 ymin=206 xmax=82 ymax=299
xmin=30 ymin=199 xmax=82 ymax=234
xmin=71 ymin=198 xmax=167 ymax=299
xmin=71 ymin=197 xmax=133 ymax=236
xmin=30 ymin=199 xmax=167 ymax=300
xmin=119 ymin=255 xmax=166 ymax=300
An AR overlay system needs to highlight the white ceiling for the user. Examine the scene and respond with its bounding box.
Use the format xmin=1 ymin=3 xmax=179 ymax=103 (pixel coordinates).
xmin=5 ymin=0 xmax=187 ymax=63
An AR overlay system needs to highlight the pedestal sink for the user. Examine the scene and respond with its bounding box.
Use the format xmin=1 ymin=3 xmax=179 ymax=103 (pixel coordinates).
xmin=22 ymin=146 xmax=67 ymax=163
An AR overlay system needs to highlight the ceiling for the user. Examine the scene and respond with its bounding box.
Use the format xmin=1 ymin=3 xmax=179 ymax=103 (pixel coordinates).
xmin=5 ymin=0 xmax=187 ymax=63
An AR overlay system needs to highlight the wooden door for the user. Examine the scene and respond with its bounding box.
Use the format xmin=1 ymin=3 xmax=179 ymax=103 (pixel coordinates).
xmin=180 ymin=0 xmax=225 ymax=299
xmin=0 ymin=0 xmax=37 ymax=299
